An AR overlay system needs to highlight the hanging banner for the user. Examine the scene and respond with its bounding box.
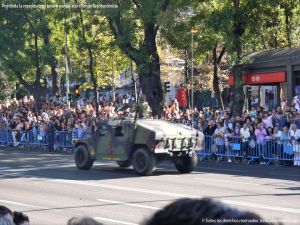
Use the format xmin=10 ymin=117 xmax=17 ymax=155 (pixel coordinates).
xmin=177 ymin=89 xmax=188 ymax=107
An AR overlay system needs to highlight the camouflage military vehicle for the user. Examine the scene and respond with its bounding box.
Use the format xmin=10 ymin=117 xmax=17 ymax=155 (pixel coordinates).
xmin=74 ymin=119 xmax=204 ymax=176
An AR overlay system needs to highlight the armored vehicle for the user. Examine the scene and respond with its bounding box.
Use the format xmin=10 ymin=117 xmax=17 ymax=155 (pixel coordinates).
xmin=74 ymin=119 xmax=204 ymax=176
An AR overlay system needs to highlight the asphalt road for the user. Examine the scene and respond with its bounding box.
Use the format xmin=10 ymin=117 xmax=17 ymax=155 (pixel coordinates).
xmin=1 ymin=148 xmax=300 ymax=225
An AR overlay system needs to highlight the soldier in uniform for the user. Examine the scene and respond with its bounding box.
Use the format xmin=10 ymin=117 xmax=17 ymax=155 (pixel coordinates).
xmin=137 ymin=95 xmax=150 ymax=119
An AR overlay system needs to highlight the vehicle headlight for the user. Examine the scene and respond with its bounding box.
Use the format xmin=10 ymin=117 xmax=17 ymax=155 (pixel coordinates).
xmin=190 ymin=138 xmax=195 ymax=147
xmin=176 ymin=139 xmax=181 ymax=148
xmin=155 ymin=131 xmax=165 ymax=139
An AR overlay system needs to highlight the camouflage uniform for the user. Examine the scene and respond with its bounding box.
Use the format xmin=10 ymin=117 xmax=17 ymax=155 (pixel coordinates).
xmin=137 ymin=95 xmax=149 ymax=118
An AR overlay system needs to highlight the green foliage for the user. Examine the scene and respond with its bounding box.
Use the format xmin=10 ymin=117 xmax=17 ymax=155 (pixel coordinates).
xmin=0 ymin=71 xmax=14 ymax=102
xmin=66 ymin=1 xmax=131 ymax=89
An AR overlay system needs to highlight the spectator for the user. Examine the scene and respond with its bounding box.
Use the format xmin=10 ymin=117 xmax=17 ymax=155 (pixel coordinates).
xmin=142 ymin=198 xmax=273 ymax=225
xmin=204 ymin=121 xmax=215 ymax=136
xmin=67 ymin=217 xmax=103 ymax=225
xmin=262 ymin=112 xmax=273 ymax=129
xmin=240 ymin=123 xmax=250 ymax=158
xmin=293 ymin=95 xmax=300 ymax=112
xmin=13 ymin=211 xmax=29 ymax=225
xmin=255 ymin=123 xmax=267 ymax=145
xmin=0 ymin=206 xmax=13 ymax=223
xmin=255 ymin=123 xmax=267 ymax=163
xmin=223 ymin=128 xmax=232 ymax=162
xmin=289 ymin=123 xmax=300 ymax=166
xmin=213 ymin=122 xmax=225 ymax=156
xmin=0 ymin=216 xmax=14 ymax=225
xmin=268 ymin=90 xmax=275 ymax=110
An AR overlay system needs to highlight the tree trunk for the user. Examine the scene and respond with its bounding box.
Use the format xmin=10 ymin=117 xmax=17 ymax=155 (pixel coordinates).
xmin=212 ymin=46 xmax=225 ymax=109
xmin=138 ymin=61 xmax=163 ymax=118
xmin=50 ymin=56 xmax=62 ymax=97
xmin=284 ymin=10 xmax=292 ymax=47
xmin=231 ymin=0 xmax=245 ymax=116
xmin=42 ymin=30 xmax=62 ymax=97
xmin=76 ymin=2 xmax=99 ymax=117
xmin=88 ymin=46 xmax=99 ymax=117
xmin=232 ymin=65 xmax=244 ymax=116
xmin=184 ymin=49 xmax=188 ymax=84
xmin=138 ymin=24 xmax=163 ymax=117
xmin=33 ymin=30 xmax=43 ymax=110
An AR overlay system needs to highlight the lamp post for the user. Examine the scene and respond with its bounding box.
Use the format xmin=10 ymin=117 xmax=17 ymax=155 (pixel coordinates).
xmin=191 ymin=28 xmax=198 ymax=128
xmin=64 ymin=0 xmax=70 ymax=108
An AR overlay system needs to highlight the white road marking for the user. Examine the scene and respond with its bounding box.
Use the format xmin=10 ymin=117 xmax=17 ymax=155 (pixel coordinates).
xmin=195 ymin=177 xmax=260 ymax=186
xmin=52 ymin=179 xmax=194 ymax=198
xmin=223 ymin=200 xmax=300 ymax=214
xmin=94 ymin=217 xmax=138 ymax=225
xmin=0 ymin=162 xmax=117 ymax=176
xmin=0 ymin=167 xmax=11 ymax=170
xmin=97 ymin=198 xmax=160 ymax=210
xmin=1 ymin=164 xmax=75 ymax=173
xmin=50 ymin=179 xmax=300 ymax=214
xmin=0 ymin=199 xmax=45 ymax=209
xmin=19 ymin=165 xmax=35 ymax=168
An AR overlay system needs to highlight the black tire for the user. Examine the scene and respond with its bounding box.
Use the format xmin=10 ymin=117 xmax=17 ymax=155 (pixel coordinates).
xmin=117 ymin=160 xmax=132 ymax=168
xmin=175 ymin=152 xmax=198 ymax=173
xmin=132 ymin=148 xmax=156 ymax=176
xmin=75 ymin=145 xmax=94 ymax=170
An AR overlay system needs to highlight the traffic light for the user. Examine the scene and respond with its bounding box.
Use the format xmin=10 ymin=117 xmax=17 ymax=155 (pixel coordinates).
xmin=68 ymin=93 xmax=74 ymax=103
xmin=164 ymin=82 xmax=170 ymax=93
xmin=74 ymin=85 xmax=80 ymax=99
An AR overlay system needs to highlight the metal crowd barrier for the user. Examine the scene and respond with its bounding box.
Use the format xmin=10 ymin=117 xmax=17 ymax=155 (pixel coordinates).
xmin=1 ymin=127 xmax=299 ymax=165
xmin=0 ymin=128 xmax=80 ymax=152
xmin=197 ymin=135 xmax=298 ymax=165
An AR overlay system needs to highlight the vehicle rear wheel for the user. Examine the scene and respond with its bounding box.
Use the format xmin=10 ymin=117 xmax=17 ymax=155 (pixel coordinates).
xmin=132 ymin=148 xmax=156 ymax=176
xmin=75 ymin=145 xmax=94 ymax=170
xmin=117 ymin=160 xmax=131 ymax=168
xmin=175 ymin=152 xmax=198 ymax=173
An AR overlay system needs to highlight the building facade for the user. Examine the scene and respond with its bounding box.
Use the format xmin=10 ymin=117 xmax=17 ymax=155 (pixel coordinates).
xmin=229 ymin=47 xmax=300 ymax=109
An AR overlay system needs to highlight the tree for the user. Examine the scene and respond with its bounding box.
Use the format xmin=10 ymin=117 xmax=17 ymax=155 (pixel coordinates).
xmin=68 ymin=1 xmax=130 ymax=116
xmin=0 ymin=1 xmax=65 ymax=107
xmin=0 ymin=7 xmax=45 ymax=108
xmin=40 ymin=8 xmax=64 ymax=97
xmin=0 ymin=71 xmax=14 ymax=102
xmin=104 ymin=0 xmax=171 ymax=117
xmin=160 ymin=0 xmax=230 ymax=109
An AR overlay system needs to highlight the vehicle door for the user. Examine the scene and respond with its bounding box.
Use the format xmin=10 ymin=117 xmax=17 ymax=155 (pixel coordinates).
xmin=109 ymin=123 xmax=132 ymax=160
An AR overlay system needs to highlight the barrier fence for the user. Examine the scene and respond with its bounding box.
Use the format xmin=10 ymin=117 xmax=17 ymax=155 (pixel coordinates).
xmin=198 ymin=135 xmax=300 ymax=165
xmin=0 ymin=128 xmax=79 ymax=151
xmin=0 ymin=128 xmax=299 ymax=166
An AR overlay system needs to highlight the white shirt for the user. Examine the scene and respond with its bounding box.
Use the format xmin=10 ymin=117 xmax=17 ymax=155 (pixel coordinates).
xmin=273 ymin=130 xmax=282 ymax=144
xmin=213 ymin=127 xmax=225 ymax=145
xmin=240 ymin=127 xmax=250 ymax=142
xmin=289 ymin=129 xmax=300 ymax=146
xmin=293 ymin=97 xmax=300 ymax=112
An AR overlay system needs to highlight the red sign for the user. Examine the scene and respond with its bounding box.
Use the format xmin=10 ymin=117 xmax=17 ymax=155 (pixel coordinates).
xmin=177 ymin=89 xmax=188 ymax=107
xmin=228 ymin=72 xmax=286 ymax=85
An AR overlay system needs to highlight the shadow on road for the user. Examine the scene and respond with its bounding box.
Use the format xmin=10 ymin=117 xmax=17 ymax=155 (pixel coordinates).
xmin=1 ymin=148 xmax=300 ymax=187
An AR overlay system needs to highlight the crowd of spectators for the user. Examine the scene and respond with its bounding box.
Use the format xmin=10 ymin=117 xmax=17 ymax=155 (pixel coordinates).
xmin=1 ymin=93 xmax=300 ymax=166
xmin=163 ymin=97 xmax=300 ymax=167
xmin=0 ymin=94 xmax=135 ymax=149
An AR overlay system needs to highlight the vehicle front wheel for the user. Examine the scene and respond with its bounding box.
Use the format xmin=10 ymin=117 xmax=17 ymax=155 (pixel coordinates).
xmin=175 ymin=152 xmax=198 ymax=173
xmin=132 ymin=148 xmax=156 ymax=176
xmin=117 ymin=160 xmax=131 ymax=168
xmin=75 ymin=145 xmax=94 ymax=170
